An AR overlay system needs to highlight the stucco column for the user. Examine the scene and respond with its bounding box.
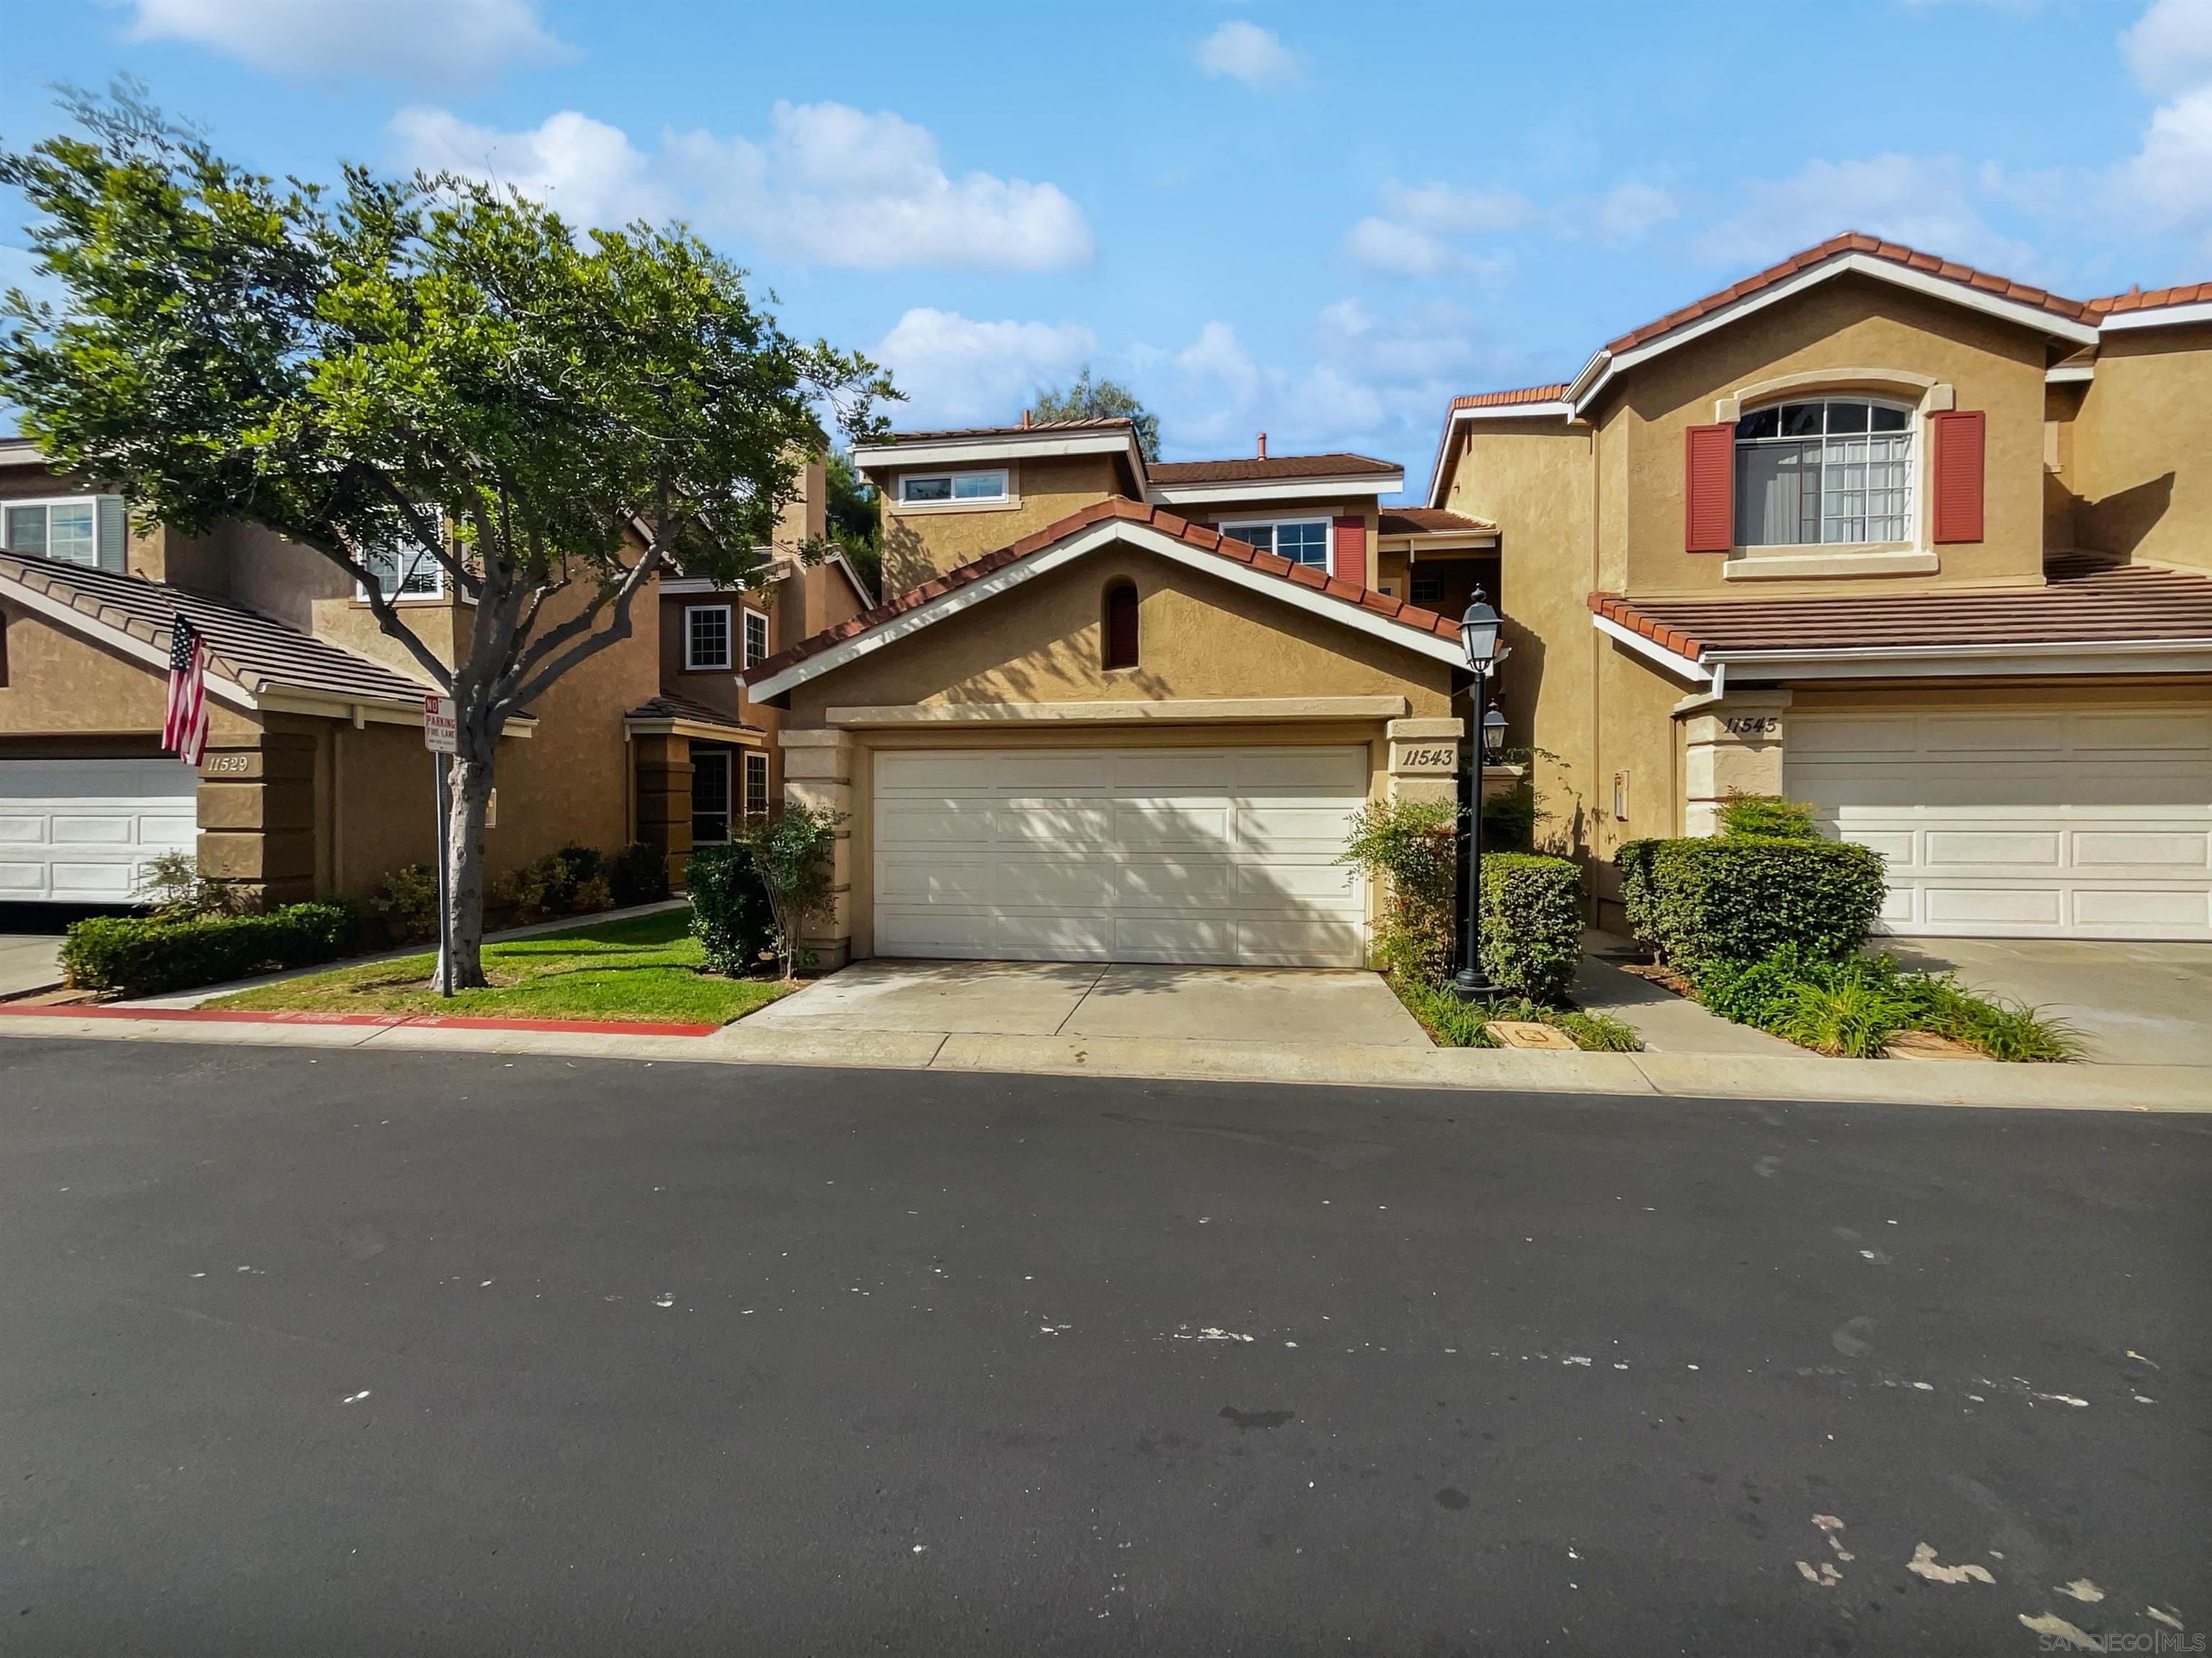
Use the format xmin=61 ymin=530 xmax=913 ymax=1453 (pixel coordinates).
xmin=631 ymin=734 xmax=694 ymax=889
xmin=196 ymin=731 xmax=318 ymax=907
xmin=780 ymin=729 xmax=855 ymax=972
xmin=1386 ymin=718 xmax=1462 ymax=806
xmin=1680 ymin=690 xmax=1793 ymax=837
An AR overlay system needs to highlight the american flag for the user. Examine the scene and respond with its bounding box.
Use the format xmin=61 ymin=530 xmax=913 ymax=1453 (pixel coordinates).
xmin=162 ymin=614 xmax=210 ymax=766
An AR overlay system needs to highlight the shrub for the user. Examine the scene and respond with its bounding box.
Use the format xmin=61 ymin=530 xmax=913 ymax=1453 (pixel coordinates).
xmin=1715 ymin=791 xmax=1821 ymax=841
xmin=62 ymin=903 xmax=358 ymax=996
xmin=606 ymin=841 xmax=669 ymax=907
xmin=366 ymin=863 xmax=439 ymax=944
xmin=1480 ymin=783 xmax=1536 ymax=852
xmin=570 ymin=872 xmax=613 ymax=915
xmin=132 ymin=850 xmax=258 ymax=920
xmin=686 ymin=842 xmax=775 ymax=976
xmin=1338 ymin=798 xmax=1459 ymax=980
xmin=730 ymin=806 xmax=847 ymax=978
xmin=487 ymin=859 xmax=552 ymax=926
xmin=1618 ymin=836 xmax=1885 ymax=973
xmin=544 ymin=844 xmax=602 ymax=911
xmin=1478 ymin=852 xmax=1583 ymax=1004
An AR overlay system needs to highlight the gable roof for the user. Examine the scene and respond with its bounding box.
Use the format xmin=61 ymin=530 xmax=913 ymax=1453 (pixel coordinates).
xmin=0 ymin=551 xmax=437 ymax=715
xmin=1588 ymin=556 xmax=2212 ymax=676
xmin=743 ymin=497 xmax=1465 ymax=700
xmin=1146 ymin=452 xmax=1400 ymax=485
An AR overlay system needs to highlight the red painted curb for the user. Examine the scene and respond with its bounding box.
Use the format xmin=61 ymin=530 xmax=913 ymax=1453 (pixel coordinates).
xmin=0 ymin=1003 xmax=719 ymax=1038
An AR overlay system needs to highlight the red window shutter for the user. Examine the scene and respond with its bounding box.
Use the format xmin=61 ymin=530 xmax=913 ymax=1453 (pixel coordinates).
xmin=1931 ymin=409 xmax=1985 ymax=544
xmin=1331 ymin=516 xmax=1368 ymax=587
xmin=1683 ymin=423 xmax=1735 ymax=553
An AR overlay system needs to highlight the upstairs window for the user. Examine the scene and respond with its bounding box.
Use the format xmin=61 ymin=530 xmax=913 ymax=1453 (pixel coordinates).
xmin=685 ymin=604 xmax=732 ymax=671
xmin=742 ymin=608 xmax=769 ymax=668
xmin=1222 ymin=517 xmax=1329 ymax=569
xmin=1102 ymin=580 xmax=1140 ymax=670
xmin=1 ymin=495 xmax=127 ymax=572
xmin=358 ymin=511 xmax=446 ymax=600
xmin=899 ymin=469 xmax=1009 ymax=505
xmin=1735 ymin=399 xmax=1914 ymax=547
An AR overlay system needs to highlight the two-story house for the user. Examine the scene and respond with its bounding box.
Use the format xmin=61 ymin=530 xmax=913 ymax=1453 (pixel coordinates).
xmin=1427 ymin=233 xmax=2212 ymax=942
xmin=0 ymin=441 xmax=867 ymax=907
xmin=740 ymin=418 xmax=1498 ymax=970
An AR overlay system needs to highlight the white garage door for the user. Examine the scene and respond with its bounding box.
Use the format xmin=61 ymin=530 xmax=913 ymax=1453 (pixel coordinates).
xmin=1784 ymin=706 xmax=2212 ymax=940
xmin=0 ymin=758 xmax=199 ymax=904
xmin=873 ymin=744 xmax=1372 ymax=966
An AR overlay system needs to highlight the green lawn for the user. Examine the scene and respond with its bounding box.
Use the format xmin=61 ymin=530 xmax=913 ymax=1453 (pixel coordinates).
xmin=208 ymin=908 xmax=791 ymax=1026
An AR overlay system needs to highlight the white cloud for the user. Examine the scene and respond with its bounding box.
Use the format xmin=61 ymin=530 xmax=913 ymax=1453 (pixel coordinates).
xmin=2123 ymin=83 xmax=2212 ymax=227
xmin=391 ymin=107 xmax=671 ymax=228
xmin=390 ymin=101 xmax=1094 ymax=271
xmin=1696 ymin=153 xmax=2041 ymax=274
xmin=124 ymin=0 xmax=569 ymax=86
xmin=1344 ymin=217 xmax=1464 ymax=278
xmin=1588 ymin=182 xmax=1680 ymax=247
xmin=1174 ymin=320 xmax=1262 ymax=407
xmin=2122 ymin=0 xmax=2212 ymax=98
xmin=1195 ymin=21 xmax=1299 ymax=87
xmin=1378 ymin=181 xmax=1535 ymax=236
xmin=874 ymin=310 xmax=1095 ymax=429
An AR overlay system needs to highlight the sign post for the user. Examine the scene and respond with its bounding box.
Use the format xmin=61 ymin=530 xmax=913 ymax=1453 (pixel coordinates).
xmin=423 ymin=695 xmax=457 ymax=998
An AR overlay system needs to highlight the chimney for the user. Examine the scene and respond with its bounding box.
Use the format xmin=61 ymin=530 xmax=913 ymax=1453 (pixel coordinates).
xmin=1256 ymin=431 xmax=1267 ymax=459
xmin=1022 ymin=409 xmax=1033 ymax=428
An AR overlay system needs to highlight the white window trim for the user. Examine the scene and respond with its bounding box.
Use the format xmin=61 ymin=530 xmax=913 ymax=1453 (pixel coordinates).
xmin=741 ymin=605 xmax=770 ymax=670
xmin=684 ymin=602 xmax=733 ymax=671
xmin=1 ymin=494 xmax=122 ymax=571
xmin=1728 ymin=395 xmax=1925 ymax=560
xmin=894 ymin=467 xmax=1014 ymax=512
xmin=742 ymin=750 xmax=770 ymax=821
xmin=354 ymin=512 xmax=449 ymax=603
xmin=1220 ymin=515 xmax=1334 ymax=575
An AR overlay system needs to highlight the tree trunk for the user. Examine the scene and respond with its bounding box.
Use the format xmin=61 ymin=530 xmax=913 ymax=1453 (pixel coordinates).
xmin=433 ymin=736 xmax=498 ymax=993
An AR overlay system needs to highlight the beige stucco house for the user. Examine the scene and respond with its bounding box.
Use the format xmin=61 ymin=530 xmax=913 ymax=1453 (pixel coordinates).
xmin=0 ymin=442 xmax=868 ymax=906
xmin=741 ymin=421 xmax=1497 ymax=969
xmin=1426 ymin=233 xmax=2212 ymax=941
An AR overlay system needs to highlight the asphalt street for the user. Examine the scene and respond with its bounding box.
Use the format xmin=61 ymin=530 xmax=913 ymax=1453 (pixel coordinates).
xmin=1 ymin=1037 xmax=2205 ymax=1656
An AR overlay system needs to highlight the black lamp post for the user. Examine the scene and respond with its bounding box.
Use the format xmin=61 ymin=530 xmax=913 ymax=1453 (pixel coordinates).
xmin=1452 ymin=590 xmax=1504 ymax=1002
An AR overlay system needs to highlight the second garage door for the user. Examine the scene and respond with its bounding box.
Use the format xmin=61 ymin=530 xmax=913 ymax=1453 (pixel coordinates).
xmin=0 ymin=757 xmax=200 ymax=904
xmin=1784 ymin=705 xmax=2212 ymax=940
xmin=873 ymin=744 xmax=1372 ymax=966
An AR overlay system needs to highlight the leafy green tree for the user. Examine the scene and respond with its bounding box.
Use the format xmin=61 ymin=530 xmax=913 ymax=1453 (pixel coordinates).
xmin=1031 ymin=367 xmax=1159 ymax=461
xmin=0 ymin=85 xmax=891 ymax=988
xmin=730 ymin=803 xmax=845 ymax=981
xmin=822 ymin=449 xmax=881 ymax=598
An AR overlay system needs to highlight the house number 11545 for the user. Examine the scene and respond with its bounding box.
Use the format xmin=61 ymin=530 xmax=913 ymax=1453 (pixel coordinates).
xmin=1722 ymin=716 xmax=1779 ymax=736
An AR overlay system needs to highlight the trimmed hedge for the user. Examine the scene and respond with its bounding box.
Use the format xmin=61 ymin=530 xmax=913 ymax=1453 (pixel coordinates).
xmin=1618 ymin=836 xmax=1885 ymax=972
xmin=62 ymin=903 xmax=359 ymax=997
xmin=1478 ymin=852 xmax=1583 ymax=1003
xmin=606 ymin=840 xmax=670 ymax=907
xmin=685 ymin=843 xmax=775 ymax=976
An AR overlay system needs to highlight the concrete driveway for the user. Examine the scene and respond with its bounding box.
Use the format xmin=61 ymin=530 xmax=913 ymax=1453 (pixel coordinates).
xmin=0 ymin=934 xmax=63 ymax=999
xmin=1881 ymin=937 xmax=2212 ymax=1066
xmin=747 ymin=958 xmax=1432 ymax=1047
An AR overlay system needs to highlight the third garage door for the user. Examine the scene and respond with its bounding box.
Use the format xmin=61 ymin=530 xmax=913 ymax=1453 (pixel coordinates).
xmin=873 ymin=744 xmax=1371 ymax=966
xmin=1784 ymin=704 xmax=2212 ymax=940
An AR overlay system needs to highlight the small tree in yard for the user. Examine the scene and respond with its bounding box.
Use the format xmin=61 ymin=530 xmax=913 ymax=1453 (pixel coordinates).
xmin=1337 ymin=798 xmax=1460 ymax=981
xmin=731 ymin=805 xmax=845 ymax=981
xmin=0 ymin=86 xmax=891 ymax=989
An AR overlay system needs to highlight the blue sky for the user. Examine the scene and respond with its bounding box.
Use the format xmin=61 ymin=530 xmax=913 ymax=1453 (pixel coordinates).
xmin=5 ymin=0 xmax=2210 ymax=489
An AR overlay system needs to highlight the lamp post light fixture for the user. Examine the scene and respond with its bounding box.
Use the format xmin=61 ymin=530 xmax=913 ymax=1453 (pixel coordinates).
xmin=1453 ymin=589 xmax=1505 ymax=1002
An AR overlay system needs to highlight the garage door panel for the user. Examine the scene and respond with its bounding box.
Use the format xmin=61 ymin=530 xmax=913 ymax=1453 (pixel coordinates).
xmin=873 ymin=745 xmax=1370 ymax=968
xmin=1787 ymin=707 xmax=2210 ymax=940
xmin=0 ymin=759 xmax=199 ymax=904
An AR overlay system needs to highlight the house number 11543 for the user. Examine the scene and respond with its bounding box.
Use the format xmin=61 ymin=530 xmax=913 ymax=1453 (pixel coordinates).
xmin=1402 ymin=746 xmax=1457 ymax=767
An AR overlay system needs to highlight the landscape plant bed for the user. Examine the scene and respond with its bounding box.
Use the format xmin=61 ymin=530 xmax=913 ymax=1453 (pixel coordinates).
xmin=206 ymin=910 xmax=791 ymax=1027
xmin=1389 ymin=972 xmax=1643 ymax=1053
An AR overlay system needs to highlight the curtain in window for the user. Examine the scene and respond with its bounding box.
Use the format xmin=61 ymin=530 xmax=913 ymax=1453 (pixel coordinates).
xmin=1735 ymin=442 xmax=1820 ymax=546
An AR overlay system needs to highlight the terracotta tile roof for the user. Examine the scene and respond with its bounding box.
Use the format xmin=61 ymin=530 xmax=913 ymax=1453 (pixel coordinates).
xmin=1446 ymin=384 xmax=1571 ymax=411
xmin=2085 ymin=281 xmax=2212 ymax=315
xmin=1588 ymin=557 xmax=2212 ymax=660
xmin=871 ymin=418 xmax=1136 ymax=443
xmin=624 ymin=693 xmax=761 ymax=734
xmin=0 ymin=551 xmax=436 ymax=706
xmin=1602 ymin=233 xmax=2096 ymax=356
xmin=744 ymin=497 xmax=1460 ymax=687
xmin=1379 ymin=508 xmax=1497 ymax=536
xmin=1146 ymin=452 xmax=1401 ymax=484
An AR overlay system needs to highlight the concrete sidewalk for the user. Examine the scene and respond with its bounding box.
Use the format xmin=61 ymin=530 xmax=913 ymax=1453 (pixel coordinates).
xmin=2 ymin=1000 xmax=2205 ymax=1112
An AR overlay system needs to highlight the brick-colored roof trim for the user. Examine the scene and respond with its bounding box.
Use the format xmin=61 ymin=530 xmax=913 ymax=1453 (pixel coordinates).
xmin=743 ymin=497 xmax=1460 ymax=686
xmin=1588 ymin=557 xmax=2212 ymax=660
xmin=2085 ymin=281 xmax=2212 ymax=315
xmin=875 ymin=417 xmax=1136 ymax=443
xmin=0 ymin=551 xmax=435 ymax=706
xmin=1379 ymin=508 xmax=1497 ymax=536
xmin=1445 ymin=384 xmax=1571 ymax=411
xmin=1147 ymin=451 xmax=1401 ymax=485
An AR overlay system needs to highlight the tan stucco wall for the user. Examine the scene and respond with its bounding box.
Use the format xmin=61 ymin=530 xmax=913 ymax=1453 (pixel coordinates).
xmin=0 ymin=605 xmax=256 ymax=744
xmin=780 ymin=539 xmax=1455 ymax=729
xmin=878 ymin=455 xmax=1123 ymax=593
xmin=2069 ymin=323 xmax=2212 ymax=573
xmin=1600 ymin=275 xmax=2052 ymax=598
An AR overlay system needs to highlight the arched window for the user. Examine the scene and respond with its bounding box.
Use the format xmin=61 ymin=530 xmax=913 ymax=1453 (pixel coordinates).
xmin=1102 ymin=580 xmax=1140 ymax=671
xmin=1735 ymin=397 xmax=1915 ymax=547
